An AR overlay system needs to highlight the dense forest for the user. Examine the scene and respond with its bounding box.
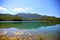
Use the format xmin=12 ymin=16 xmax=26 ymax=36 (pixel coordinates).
xmin=0 ymin=13 xmax=60 ymax=22
xmin=32 ymin=16 xmax=60 ymax=22
xmin=0 ymin=14 xmax=25 ymax=21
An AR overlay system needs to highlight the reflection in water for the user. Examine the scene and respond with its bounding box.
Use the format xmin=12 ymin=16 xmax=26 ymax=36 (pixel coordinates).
xmin=0 ymin=22 xmax=59 ymax=29
xmin=0 ymin=22 xmax=60 ymax=40
xmin=0 ymin=24 xmax=60 ymax=35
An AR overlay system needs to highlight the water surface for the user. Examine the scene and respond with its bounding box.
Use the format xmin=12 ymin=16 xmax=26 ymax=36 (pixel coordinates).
xmin=0 ymin=22 xmax=60 ymax=40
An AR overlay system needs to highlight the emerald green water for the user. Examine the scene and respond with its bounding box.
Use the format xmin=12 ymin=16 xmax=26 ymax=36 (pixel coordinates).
xmin=0 ymin=21 xmax=60 ymax=39
xmin=0 ymin=22 xmax=59 ymax=29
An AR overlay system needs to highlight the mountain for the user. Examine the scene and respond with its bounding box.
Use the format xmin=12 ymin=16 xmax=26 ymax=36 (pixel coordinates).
xmin=0 ymin=13 xmax=60 ymax=22
xmin=16 ymin=13 xmax=60 ymax=22
xmin=16 ymin=13 xmax=42 ymax=19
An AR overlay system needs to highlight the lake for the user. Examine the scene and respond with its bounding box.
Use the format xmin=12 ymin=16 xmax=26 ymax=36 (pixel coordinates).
xmin=0 ymin=21 xmax=60 ymax=40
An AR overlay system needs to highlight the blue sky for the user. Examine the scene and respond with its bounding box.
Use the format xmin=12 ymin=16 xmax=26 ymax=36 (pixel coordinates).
xmin=0 ymin=0 xmax=60 ymax=17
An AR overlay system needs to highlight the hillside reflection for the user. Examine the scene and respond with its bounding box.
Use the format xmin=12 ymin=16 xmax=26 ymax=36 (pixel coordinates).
xmin=0 ymin=22 xmax=59 ymax=29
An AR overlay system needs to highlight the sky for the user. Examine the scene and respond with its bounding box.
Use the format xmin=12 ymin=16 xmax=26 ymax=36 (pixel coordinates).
xmin=0 ymin=0 xmax=60 ymax=17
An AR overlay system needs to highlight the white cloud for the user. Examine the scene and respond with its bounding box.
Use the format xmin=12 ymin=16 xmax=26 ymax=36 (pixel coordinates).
xmin=13 ymin=7 xmax=32 ymax=12
xmin=0 ymin=7 xmax=7 ymax=12
xmin=14 ymin=8 xmax=26 ymax=12
xmin=25 ymin=7 xmax=32 ymax=11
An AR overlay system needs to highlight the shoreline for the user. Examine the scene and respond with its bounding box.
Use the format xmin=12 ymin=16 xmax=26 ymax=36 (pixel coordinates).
xmin=0 ymin=21 xmax=50 ymax=23
xmin=0 ymin=21 xmax=59 ymax=22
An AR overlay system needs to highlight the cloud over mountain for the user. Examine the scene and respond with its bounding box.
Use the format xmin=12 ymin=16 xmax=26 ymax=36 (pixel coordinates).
xmin=13 ymin=7 xmax=32 ymax=12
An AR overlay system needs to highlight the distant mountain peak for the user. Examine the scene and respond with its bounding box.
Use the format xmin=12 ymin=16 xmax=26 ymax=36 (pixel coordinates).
xmin=16 ymin=13 xmax=42 ymax=18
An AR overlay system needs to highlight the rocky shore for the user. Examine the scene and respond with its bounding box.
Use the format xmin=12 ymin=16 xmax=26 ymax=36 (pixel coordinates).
xmin=0 ymin=33 xmax=59 ymax=40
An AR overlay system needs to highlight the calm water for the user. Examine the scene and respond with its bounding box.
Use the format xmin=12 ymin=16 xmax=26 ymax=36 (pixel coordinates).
xmin=0 ymin=21 xmax=60 ymax=40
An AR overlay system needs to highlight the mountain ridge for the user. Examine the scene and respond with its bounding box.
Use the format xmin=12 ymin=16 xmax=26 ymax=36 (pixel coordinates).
xmin=0 ymin=13 xmax=60 ymax=22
